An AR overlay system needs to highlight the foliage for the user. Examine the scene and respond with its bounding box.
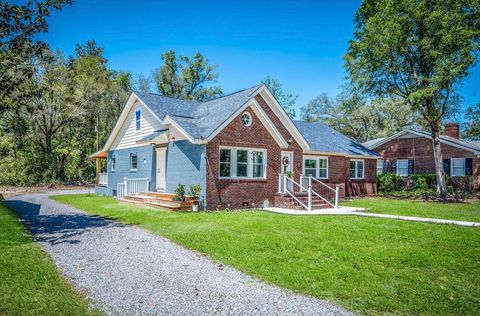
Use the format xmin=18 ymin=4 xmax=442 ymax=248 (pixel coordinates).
xmin=0 ymin=0 xmax=72 ymax=115
xmin=300 ymin=91 xmax=421 ymax=142
xmin=0 ymin=199 xmax=99 ymax=315
xmin=189 ymin=184 xmax=201 ymax=198
xmin=54 ymin=194 xmax=480 ymax=316
xmin=134 ymin=73 xmax=153 ymax=93
xmin=377 ymin=173 xmax=404 ymax=193
xmin=153 ymin=50 xmax=222 ymax=101
xmin=410 ymin=173 xmax=437 ymax=190
xmin=174 ymin=183 xmax=186 ymax=201
xmin=262 ymin=76 xmax=297 ymax=118
xmin=463 ymin=103 xmax=480 ymax=139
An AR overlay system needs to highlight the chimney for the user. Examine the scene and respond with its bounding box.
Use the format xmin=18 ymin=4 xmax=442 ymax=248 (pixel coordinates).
xmin=444 ymin=123 xmax=460 ymax=139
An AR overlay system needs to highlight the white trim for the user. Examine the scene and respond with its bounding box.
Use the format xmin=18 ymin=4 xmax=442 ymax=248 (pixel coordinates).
xmin=303 ymin=150 xmax=379 ymax=159
xmin=162 ymin=115 xmax=195 ymax=143
xmin=349 ymin=159 xmax=365 ymax=179
xmin=218 ymin=146 xmax=267 ymax=180
xmin=451 ymin=158 xmax=466 ymax=177
xmin=241 ymin=111 xmax=252 ymax=127
xmin=302 ymin=155 xmax=328 ymax=179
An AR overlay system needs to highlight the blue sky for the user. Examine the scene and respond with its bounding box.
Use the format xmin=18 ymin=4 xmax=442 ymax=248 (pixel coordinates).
xmin=39 ymin=0 xmax=479 ymax=119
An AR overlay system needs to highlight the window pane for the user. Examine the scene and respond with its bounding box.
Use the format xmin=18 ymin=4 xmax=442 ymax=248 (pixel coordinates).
xmin=237 ymin=150 xmax=248 ymax=163
xmin=356 ymin=161 xmax=364 ymax=178
xmin=397 ymin=160 xmax=408 ymax=176
xmin=131 ymin=154 xmax=137 ymax=169
xmin=237 ymin=163 xmax=247 ymax=177
xmin=135 ymin=110 xmax=141 ymax=130
xmin=319 ymin=159 xmax=327 ymax=169
xmin=220 ymin=149 xmax=231 ymax=163
xmin=253 ymin=164 xmax=264 ymax=178
xmin=319 ymin=168 xmax=327 ymax=178
xmin=452 ymin=159 xmax=465 ymax=176
xmin=252 ymin=151 xmax=263 ymax=163
xmin=305 ymin=168 xmax=317 ymax=177
xmin=304 ymin=159 xmax=316 ymax=169
xmin=350 ymin=161 xmax=356 ymax=178
xmin=377 ymin=160 xmax=383 ymax=174
xmin=220 ymin=163 xmax=230 ymax=177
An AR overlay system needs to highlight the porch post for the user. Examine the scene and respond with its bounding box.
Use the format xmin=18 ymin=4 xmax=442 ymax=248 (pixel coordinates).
xmin=307 ymin=176 xmax=312 ymax=211
xmin=95 ymin=158 xmax=101 ymax=184
xmin=335 ymin=184 xmax=340 ymax=209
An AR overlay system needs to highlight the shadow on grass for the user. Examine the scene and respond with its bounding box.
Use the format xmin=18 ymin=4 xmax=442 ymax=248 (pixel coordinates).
xmin=6 ymin=200 xmax=123 ymax=245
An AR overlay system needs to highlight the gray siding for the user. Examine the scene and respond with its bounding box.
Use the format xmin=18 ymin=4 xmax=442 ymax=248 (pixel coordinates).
xmin=165 ymin=140 xmax=206 ymax=206
xmin=107 ymin=145 xmax=156 ymax=196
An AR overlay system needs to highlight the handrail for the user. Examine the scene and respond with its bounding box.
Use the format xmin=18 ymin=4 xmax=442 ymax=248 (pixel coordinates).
xmin=282 ymin=175 xmax=309 ymax=210
xmin=298 ymin=175 xmax=340 ymax=209
xmin=310 ymin=177 xmax=336 ymax=192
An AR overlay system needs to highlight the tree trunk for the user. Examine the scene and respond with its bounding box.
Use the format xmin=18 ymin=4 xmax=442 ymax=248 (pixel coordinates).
xmin=431 ymin=128 xmax=448 ymax=199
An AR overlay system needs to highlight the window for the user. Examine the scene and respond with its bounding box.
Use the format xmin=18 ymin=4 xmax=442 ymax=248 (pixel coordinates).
xmin=241 ymin=111 xmax=252 ymax=127
xmin=451 ymin=158 xmax=466 ymax=177
xmin=219 ymin=149 xmax=231 ymax=177
xmin=219 ymin=147 xmax=266 ymax=179
xmin=350 ymin=159 xmax=364 ymax=179
xmin=303 ymin=156 xmax=328 ymax=179
xmin=130 ymin=153 xmax=138 ymax=171
xmin=135 ymin=109 xmax=141 ymax=131
xmin=377 ymin=159 xmax=383 ymax=175
xmin=111 ymin=155 xmax=116 ymax=171
xmin=396 ymin=159 xmax=409 ymax=177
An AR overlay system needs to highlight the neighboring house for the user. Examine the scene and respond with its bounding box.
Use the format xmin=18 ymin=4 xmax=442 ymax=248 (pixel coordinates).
xmin=364 ymin=123 xmax=480 ymax=184
xmin=91 ymin=84 xmax=378 ymax=210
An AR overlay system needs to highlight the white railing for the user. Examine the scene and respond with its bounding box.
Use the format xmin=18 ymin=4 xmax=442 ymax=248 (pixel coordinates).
xmin=279 ymin=174 xmax=340 ymax=210
xmin=117 ymin=183 xmax=125 ymax=199
xmin=125 ymin=177 xmax=150 ymax=195
xmin=98 ymin=173 xmax=108 ymax=185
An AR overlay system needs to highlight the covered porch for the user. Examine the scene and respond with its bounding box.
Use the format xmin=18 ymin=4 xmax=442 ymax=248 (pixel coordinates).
xmin=90 ymin=150 xmax=108 ymax=186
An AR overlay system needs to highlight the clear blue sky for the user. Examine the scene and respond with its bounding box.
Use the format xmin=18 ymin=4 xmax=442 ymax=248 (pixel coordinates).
xmin=39 ymin=0 xmax=479 ymax=119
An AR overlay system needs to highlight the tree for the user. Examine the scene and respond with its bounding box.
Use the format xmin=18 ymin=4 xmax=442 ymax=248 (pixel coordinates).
xmin=0 ymin=0 xmax=72 ymax=114
xmin=262 ymin=76 xmax=297 ymax=118
xmin=345 ymin=0 xmax=480 ymax=198
xmin=153 ymin=50 xmax=222 ymax=101
xmin=463 ymin=103 xmax=480 ymax=139
xmin=134 ymin=73 xmax=153 ymax=93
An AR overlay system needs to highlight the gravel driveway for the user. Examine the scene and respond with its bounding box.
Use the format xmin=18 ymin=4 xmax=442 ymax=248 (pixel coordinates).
xmin=6 ymin=191 xmax=353 ymax=316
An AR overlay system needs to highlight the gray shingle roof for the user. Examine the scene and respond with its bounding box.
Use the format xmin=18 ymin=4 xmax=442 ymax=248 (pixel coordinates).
xmin=135 ymin=85 xmax=261 ymax=139
xmin=293 ymin=120 xmax=379 ymax=157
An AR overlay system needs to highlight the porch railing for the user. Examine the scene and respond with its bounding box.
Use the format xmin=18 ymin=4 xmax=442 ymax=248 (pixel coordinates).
xmin=125 ymin=177 xmax=150 ymax=195
xmin=117 ymin=183 xmax=125 ymax=199
xmin=279 ymin=174 xmax=340 ymax=210
xmin=98 ymin=172 xmax=108 ymax=185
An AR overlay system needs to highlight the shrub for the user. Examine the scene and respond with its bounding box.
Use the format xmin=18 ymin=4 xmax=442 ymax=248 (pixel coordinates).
xmin=377 ymin=173 xmax=404 ymax=193
xmin=174 ymin=184 xmax=186 ymax=201
xmin=189 ymin=184 xmax=202 ymax=198
xmin=410 ymin=173 xmax=436 ymax=189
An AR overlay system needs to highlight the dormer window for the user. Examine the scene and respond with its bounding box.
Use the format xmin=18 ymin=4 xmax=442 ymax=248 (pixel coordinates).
xmin=135 ymin=109 xmax=142 ymax=131
xmin=241 ymin=111 xmax=252 ymax=127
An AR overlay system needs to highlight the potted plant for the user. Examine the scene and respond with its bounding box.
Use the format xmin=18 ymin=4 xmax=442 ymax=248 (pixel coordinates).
xmin=189 ymin=184 xmax=201 ymax=211
xmin=174 ymin=184 xmax=186 ymax=202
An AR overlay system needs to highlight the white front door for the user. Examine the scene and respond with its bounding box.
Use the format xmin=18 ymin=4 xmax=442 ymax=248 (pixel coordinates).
xmin=281 ymin=151 xmax=294 ymax=175
xmin=156 ymin=148 xmax=166 ymax=191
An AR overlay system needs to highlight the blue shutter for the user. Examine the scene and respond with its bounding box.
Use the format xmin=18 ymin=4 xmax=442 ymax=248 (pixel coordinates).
xmin=443 ymin=159 xmax=451 ymax=176
xmin=382 ymin=160 xmax=388 ymax=173
xmin=408 ymin=160 xmax=414 ymax=176
xmin=465 ymin=158 xmax=473 ymax=176
xmin=391 ymin=160 xmax=397 ymax=174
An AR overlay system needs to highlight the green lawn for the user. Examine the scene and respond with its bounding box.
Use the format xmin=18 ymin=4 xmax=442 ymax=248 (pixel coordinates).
xmin=52 ymin=194 xmax=480 ymax=316
xmin=343 ymin=197 xmax=480 ymax=222
xmin=0 ymin=196 xmax=99 ymax=316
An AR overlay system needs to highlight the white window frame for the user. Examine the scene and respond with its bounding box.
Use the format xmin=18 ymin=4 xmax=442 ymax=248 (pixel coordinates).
xmin=302 ymin=155 xmax=328 ymax=179
xmin=396 ymin=159 xmax=409 ymax=177
xmin=350 ymin=159 xmax=365 ymax=179
xmin=451 ymin=158 xmax=466 ymax=177
xmin=135 ymin=108 xmax=142 ymax=132
xmin=241 ymin=111 xmax=253 ymax=127
xmin=111 ymin=155 xmax=116 ymax=172
xmin=218 ymin=146 xmax=267 ymax=179
xmin=376 ymin=159 xmax=383 ymax=175
xmin=130 ymin=153 xmax=138 ymax=171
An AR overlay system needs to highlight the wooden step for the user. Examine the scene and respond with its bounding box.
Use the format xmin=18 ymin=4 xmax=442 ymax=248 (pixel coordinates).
xmin=141 ymin=192 xmax=198 ymax=202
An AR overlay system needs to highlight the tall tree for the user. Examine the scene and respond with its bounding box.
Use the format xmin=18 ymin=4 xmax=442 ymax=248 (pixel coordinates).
xmin=463 ymin=103 xmax=480 ymax=139
xmin=262 ymin=76 xmax=297 ymax=118
xmin=345 ymin=0 xmax=480 ymax=197
xmin=153 ymin=50 xmax=222 ymax=101
xmin=0 ymin=0 xmax=72 ymax=114
xmin=134 ymin=73 xmax=153 ymax=93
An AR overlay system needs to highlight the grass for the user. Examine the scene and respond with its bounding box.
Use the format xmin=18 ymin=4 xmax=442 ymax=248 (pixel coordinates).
xmin=0 ymin=196 xmax=99 ymax=316
xmin=343 ymin=197 xmax=480 ymax=222
xmin=52 ymin=194 xmax=480 ymax=316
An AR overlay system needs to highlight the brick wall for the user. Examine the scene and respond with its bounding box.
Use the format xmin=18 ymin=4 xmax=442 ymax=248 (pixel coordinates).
xmin=204 ymin=94 xmax=377 ymax=209
xmin=375 ymin=137 xmax=480 ymax=183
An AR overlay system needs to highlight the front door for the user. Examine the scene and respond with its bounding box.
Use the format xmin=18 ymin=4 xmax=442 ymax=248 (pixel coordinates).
xmin=281 ymin=151 xmax=294 ymax=175
xmin=156 ymin=148 xmax=166 ymax=191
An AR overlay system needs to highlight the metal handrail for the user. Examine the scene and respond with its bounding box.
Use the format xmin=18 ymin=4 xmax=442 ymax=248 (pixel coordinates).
xmin=282 ymin=175 xmax=309 ymax=210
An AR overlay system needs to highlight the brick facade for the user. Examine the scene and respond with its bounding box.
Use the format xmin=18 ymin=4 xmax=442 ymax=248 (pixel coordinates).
xmin=374 ymin=137 xmax=480 ymax=184
xmin=205 ymin=94 xmax=377 ymax=209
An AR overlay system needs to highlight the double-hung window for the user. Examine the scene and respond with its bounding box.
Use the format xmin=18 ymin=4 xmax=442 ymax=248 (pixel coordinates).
xmin=219 ymin=147 xmax=266 ymax=179
xmin=396 ymin=159 xmax=409 ymax=176
xmin=111 ymin=155 xmax=116 ymax=172
xmin=135 ymin=109 xmax=142 ymax=131
xmin=377 ymin=159 xmax=383 ymax=175
xmin=302 ymin=156 xmax=328 ymax=179
xmin=451 ymin=158 xmax=466 ymax=177
xmin=130 ymin=153 xmax=138 ymax=171
xmin=350 ymin=159 xmax=364 ymax=179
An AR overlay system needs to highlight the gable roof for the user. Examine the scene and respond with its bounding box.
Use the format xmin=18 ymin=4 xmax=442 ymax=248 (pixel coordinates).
xmin=364 ymin=129 xmax=480 ymax=155
xmin=293 ymin=121 xmax=379 ymax=157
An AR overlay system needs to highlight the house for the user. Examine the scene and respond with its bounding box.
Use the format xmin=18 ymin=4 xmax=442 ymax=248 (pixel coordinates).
xmin=364 ymin=123 xmax=480 ymax=185
xmin=91 ymin=84 xmax=378 ymax=210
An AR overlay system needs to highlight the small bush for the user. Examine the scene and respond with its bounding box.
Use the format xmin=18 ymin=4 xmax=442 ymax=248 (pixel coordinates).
xmin=189 ymin=184 xmax=202 ymax=198
xmin=174 ymin=184 xmax=186 ymax=201
xmin=410 ymin=173 xmax=437 ymax=190
xmin=378 ymin=173 xmax=404 ymax=193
